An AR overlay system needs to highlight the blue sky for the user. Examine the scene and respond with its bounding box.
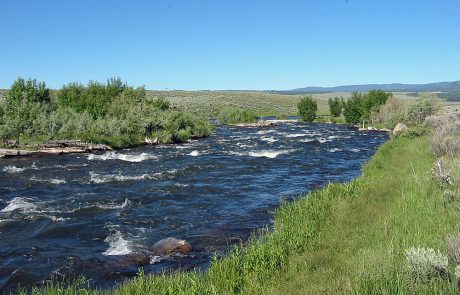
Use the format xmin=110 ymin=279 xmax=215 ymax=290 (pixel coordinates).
xmin=0 ymin=0 xmax=459 ymax=90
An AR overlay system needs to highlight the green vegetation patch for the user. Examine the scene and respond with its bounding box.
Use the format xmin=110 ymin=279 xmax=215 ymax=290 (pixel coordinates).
xmin=0 ymin=78 xmax=214 ymax=148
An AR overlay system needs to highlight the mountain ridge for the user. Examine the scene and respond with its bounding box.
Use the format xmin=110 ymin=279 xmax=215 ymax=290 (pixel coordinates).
xmin=270 ymin=81 xmax=460 ymax=94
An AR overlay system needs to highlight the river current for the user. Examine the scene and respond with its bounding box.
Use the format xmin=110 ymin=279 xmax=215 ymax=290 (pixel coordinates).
xmin=0 ymin=122 xmax=387 ymax=292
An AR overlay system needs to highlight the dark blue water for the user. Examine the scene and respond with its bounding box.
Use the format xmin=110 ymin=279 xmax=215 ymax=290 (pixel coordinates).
xmin=0 ymin=123 xmax=387 ymax=292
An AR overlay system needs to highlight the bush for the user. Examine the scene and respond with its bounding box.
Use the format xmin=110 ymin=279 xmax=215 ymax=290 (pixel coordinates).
xmin=426 ymin=113 xmax=460 ymax=156
xmin=343 ymin=92 xmax=363 ymax=124
xmin=150 ymin=97 xmax=171 ymax=110
xmin=405 ymin=247 xmax=448 ymax=281
xmin=407 ymin=94 xmax=441 ymax=124
xmin=361 ymin=90 xmax=392 ymax=121
xmin=0 ymin=78 xmax=214 ymax=148
xmin=328 ymin=97 xmax=342 ymax=117
xmin=297 ymin=95 xmax=317 ymax=122
xmin=448 ymin=234 xmax=460 ymax=264
xmin=371 ymin=96 xmax=409 ymax=129
xmin=216 ymin=107 xmax=258 ymax=124
xmin=431 ymin=158 xmax=453 ymax=188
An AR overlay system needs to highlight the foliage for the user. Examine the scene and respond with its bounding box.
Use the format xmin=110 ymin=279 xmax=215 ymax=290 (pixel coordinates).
xmin=0 ymin=78 xmax=51 ymax=144
xmin=0 ymin=78 xmax=214 ymax=148
xmin=343 ymin=90 xmax=392 ymax=124
xmin=404 ymin=247 xmax=448 ymax=281
xmin=216 ymin=107 xmax=258 ymax=124
xmin=343 ymin=91 xmax=363 ymax=124
xmin=447 ymin=233 xmax=460 ymax=264
xmin=328 ymin=96 xmax=342 ymax=117
xmin=297 ymin=95 xmax=317 ymax=122
xmin=371 ymin=96 xmax=409 ymax=129
xmin=426 ymin=113 xmax=460 ymax=156
xmin=150 ymin=97 xmax=171 ymax=110
xmin=360 ymin=89 xmax=392 ymax=120
xmin=406 ymin=94 xmax=441 ymax=124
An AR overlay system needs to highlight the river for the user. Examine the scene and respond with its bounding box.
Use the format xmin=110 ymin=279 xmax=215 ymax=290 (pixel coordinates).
xmin=0 ymin=122 xmax=388 ymax=292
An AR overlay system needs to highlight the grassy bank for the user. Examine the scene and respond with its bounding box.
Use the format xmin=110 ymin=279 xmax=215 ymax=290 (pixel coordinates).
xmin=21 ymin=116 xmax=459 ymax=294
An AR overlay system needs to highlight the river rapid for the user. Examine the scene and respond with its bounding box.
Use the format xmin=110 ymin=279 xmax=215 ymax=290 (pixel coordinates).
xmin=0 ymin=122 xmax=388 ymax=292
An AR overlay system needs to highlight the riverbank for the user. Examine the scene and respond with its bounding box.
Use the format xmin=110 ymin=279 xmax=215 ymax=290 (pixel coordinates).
xmin=21 ymin=122 xmax=459 ymax=294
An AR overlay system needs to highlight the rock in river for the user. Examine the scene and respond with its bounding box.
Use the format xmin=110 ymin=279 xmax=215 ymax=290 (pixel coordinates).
xmin=150 ymin=237 xmax=192 ymax=255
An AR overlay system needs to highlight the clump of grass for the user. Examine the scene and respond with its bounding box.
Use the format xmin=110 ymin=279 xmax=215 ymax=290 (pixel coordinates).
xmin=442 ymin=190 xmax=458 ymax=205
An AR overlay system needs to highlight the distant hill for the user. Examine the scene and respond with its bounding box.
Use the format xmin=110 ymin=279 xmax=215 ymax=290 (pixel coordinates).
xmin=271 ymin=81 xmax=460 ymax=94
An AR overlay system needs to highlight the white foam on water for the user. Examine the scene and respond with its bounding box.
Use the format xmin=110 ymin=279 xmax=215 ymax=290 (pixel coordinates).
xmin=88 ymin=151 xmax=156 ymax=162
xmin=350 ymin=148 xmax=360 ymax=153
xmin=2 ymin=166 xmax=26 ymax=174
xmin=188 ymin=150 xmax=199 ymax=157
xmin=235 ymin=142 xmax=254 ymax=148
xmin=285 ymin=133 xmax=307 ymax=138
xmin=328 ymin=135 xmax=340 ymax=139
xmin=328 ymin=148 xmax=341 ymax=153
xmin=49 ymin=216 xmax=68 ymax=222
xmin=300 ymin=138 xmax=317 ymax=143
xmin=152 ymin=169 xmax=179 ymax=179
xmin=30 ymin=176 xmax=67 ymax=185
xmin=98 ymin=198 xmax=131 ymax=210
xmin=1 ymin=197 xmax=37 ymax=213
xmin=230 ymin=149 xmax=294 ymax=159
xmin=89 ymin=172 xmax=149 ymax=183
xmin=256 ymin=129 xmax=276 ymax=135
xmin=260 ymin=136 xmax=277 ymax=143
xmin=102 ymin=230 xmax=132 ymax=256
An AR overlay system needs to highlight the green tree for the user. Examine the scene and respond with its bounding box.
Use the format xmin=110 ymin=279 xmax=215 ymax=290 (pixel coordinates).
xmin=343 ymin=92 xmax=363 ymax=124
xmin=1 ymin=78 xmax=51 ymax=144
xmin=328 ymin=96 xmax=342 ymax=117
xmin=361 ymin=89 xmax=392 ymax=121
xmin=297 ymin=96 xmax=318 ymax=122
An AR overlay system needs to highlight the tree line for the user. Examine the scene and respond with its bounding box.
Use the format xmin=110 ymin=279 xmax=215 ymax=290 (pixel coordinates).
xmin=297 ymin=90 xmax=393 ymax=124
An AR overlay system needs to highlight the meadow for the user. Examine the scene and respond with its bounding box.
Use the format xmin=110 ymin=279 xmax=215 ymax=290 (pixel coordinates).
xmin=145 ymin=90 xmax=419 ymax=118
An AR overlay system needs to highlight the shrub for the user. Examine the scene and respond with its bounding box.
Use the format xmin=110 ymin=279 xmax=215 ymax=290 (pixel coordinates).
xmin=297 ymin=96 xmax=317 ymax=122
xmin=404 ymin=247 xmax=448 ymax=281
xmin=448 ymin=234 xmax=460 ymax=264
xmin=426 ymin=113 xmax=460 ymax=156
xmin=431 ymin=158 xmax=453 ymax=188
xmin=360 ymin=89 xmax=392 ymax=121
xmin=0 ymin=77 xmax=214 ymax=148
xmin=343 ymin=92 xmax=363 ymax=124
xmin=406 ymin=94 xmax=441 ymax=124
xmin=328 ymin=97 xmax=342 ymax=117
xmin=150 ymin=97 xmax=171 ymax=110
xmin=371 ymin=96 xmax=409 ymax=129
xmin=217 ymin=107 xmax=258 ymax=124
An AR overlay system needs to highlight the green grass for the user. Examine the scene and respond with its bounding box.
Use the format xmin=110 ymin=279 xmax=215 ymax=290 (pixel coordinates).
xmin=21 ymin=130 xmax=460 ymax=294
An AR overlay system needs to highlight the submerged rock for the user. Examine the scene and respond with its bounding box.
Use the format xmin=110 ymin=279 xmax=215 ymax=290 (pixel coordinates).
xmin=150 ymin=237 xmax=192 ymax=255
xmin=392 ymin=123 xmax=408 ymax=136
